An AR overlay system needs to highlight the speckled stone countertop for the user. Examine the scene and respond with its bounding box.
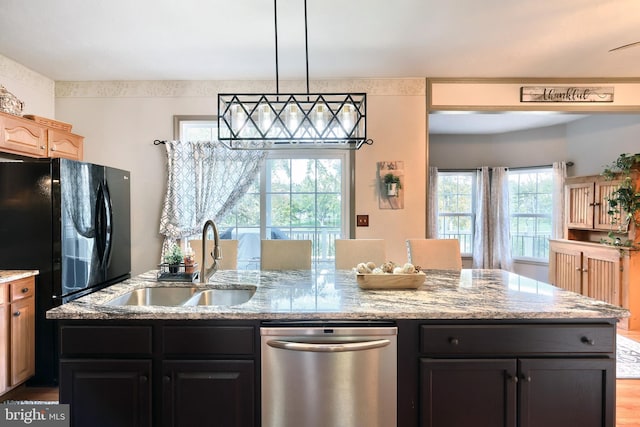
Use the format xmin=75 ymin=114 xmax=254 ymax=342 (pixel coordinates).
xmin=0 ymin=270 xmax=39 ymax=284
xmin=46 ymin=268 xmax=630 ymax=321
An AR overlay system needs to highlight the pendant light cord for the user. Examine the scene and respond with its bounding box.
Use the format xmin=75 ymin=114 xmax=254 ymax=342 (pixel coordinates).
xmin=304 ymin=0 xmax=310 ymax=95
xmin=273 ymin=0 xmax=310 ymax=95
xmin=274 ymin=0 xmax=279 ymax=94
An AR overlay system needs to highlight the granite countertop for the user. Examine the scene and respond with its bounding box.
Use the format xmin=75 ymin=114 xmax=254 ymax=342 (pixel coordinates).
xmin=0 ymin=270 xmax=39 ymax=284
xmin=46 ymin=268 xmax=630 ymax=321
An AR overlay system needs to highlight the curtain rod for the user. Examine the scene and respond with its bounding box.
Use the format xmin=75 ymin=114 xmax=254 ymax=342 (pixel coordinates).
xmin=439 ymin=161 xmax=574 ymax=173
xmin=153 ymin=140 xmax=166 ymax=145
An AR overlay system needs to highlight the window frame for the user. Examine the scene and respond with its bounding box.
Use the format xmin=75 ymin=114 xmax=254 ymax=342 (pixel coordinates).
xmin=174 ymin=115 xmax=354 ymax=268
xmin=507 ymin=166 xmax=553 ymax=263
xmin=436 ymin=170 xmax=476 ymax=256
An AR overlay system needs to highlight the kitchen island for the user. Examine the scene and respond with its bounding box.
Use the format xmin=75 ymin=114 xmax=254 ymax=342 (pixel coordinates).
xmin=48 ymin=269 xmax=628 ymax=427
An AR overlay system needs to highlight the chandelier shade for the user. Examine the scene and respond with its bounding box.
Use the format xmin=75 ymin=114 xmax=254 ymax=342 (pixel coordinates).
xmin=218 ymin=92 xmax=368 ymax=149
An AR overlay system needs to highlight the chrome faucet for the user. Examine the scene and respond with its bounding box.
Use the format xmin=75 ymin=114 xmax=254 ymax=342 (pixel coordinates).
xmin=200 ymin=219 xmax=222 ymax=283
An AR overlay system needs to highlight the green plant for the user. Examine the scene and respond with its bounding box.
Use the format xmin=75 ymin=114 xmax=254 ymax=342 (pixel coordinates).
xmin=164 ymin=244 xmax=184 ymax=265
xmin=601 ymin=153 xmax=640 ymax=247
xmin=383 ymin=173 xmax=402 ymax=189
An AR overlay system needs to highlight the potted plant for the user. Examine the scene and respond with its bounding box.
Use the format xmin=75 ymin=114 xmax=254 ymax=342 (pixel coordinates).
xmin=601 ymin=152 xmax=640 ymax=247
xmin=383 ymin=173 xmax=402 ymax=196
xmin=164 ymin=244 xmax=184 ymax=273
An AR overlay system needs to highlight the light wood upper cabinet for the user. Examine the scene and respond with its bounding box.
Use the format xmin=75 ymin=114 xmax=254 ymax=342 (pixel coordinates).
xmin=47 ymin=128 xmax=84 ymax=160
xmin=0 ymin=113 xmax=47 ymax=157
xmin=0 ymin=111 xmax=83 ymax=160
xmin=565 ymin=175 xmax=625 ymax=232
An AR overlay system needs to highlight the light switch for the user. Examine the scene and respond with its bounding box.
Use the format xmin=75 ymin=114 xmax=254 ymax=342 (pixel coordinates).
xmin=356 ymin=215 xmax=369 ymax=227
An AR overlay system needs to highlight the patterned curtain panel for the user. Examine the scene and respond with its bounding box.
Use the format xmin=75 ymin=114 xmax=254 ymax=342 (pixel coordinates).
xmin=158 ymin=140 xmax=266 ymax=257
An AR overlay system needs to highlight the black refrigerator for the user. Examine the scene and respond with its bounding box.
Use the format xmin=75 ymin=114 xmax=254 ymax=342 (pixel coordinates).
xmin=0 ymin=158 xmax=131 ymax=385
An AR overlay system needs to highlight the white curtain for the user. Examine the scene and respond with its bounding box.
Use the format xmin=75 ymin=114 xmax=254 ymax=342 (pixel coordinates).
xmin=427 ymin=166 xmax=439 ymax=238
xmin=473 ymin=167 xmax=490 ymax=268
xmin=158 ymin=140 xmax=266 ymax=257
xmin=552 ymin=161 xmax=567 ymax=239
xmin=472 ymin=166 xmax=512 ymax=270
xmin=490 ymin=167 xmax=512 ymax=270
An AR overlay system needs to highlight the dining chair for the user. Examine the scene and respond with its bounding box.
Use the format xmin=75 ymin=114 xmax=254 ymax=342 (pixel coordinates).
xmin=260 ymin=240 xmax=312 ymax=270
xmin=189 ymin=239 xmax=239 ymax=271
xmin=334 ymin=239 xmax=386 ymax=270
xmin=405 ymin=238 xmax=462 ymax=270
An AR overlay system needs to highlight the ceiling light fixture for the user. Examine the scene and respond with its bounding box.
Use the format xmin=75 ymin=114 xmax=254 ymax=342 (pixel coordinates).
xmin=217 ymin=0 xmax=372 ymax=150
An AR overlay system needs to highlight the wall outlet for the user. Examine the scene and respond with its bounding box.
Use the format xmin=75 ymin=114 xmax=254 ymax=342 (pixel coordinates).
xmin=356 ymin=215 xmax=369 ymax=227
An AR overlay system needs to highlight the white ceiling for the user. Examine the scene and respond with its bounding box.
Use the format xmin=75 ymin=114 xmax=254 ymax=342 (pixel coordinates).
xmin=2 ymin=0 xmax=640 ymax=81
xmin=1 ymin=0 xmax=639 ymax=134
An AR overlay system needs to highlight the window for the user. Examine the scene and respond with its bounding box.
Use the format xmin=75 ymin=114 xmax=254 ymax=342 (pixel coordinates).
xmin=508 ymin=168 xmax=553 ymax=261
xmin=437 ymin=172 xmax=475 ymax=255
xmin=176 ymin=116 xmax=350 ymax=269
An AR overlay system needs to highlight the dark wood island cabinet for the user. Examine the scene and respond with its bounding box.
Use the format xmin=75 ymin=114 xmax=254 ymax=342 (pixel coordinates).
xmin=48 ymin=269 xmax=627 ymax=427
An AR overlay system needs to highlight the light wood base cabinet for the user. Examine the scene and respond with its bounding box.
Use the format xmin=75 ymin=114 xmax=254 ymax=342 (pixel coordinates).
xmin=549 ymin=239 xmax=638 ymax=329
xmin=0 ymin=276 xmax=36 ymax=396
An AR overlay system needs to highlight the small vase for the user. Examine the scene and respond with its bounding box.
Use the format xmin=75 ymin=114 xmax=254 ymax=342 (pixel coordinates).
xmin=168 ymin=264 xmax=180 ymax=274
xmin=386 ymin=183 xmax=398 ymax=196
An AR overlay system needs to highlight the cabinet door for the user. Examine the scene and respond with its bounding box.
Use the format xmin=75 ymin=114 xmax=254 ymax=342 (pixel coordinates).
xmin=594 ymin=179 xmax=625 ymax=231
xmin=0 ymin=114 xmax=46 ymax=157
xmin=162 ymin=360 xmax=255 ymax=427
xmin=60 ymin=359 xmax=152 ymax=427
xmin=565 ymin=183 xmax=594 ymax=229
xmin=548 ymin=242 xmax=582 ymax=294
xmin=0 ymin=303 xmax=7 ymax=394
xmin=9 ymin=297 xmax=35 ymax=386
xmin=583 ymin=247 xmax=621 ymax=306
xmin=519 ymin=358 xmax=614 ymax=427
xmin=420 ymin=359 xmax=517 ymax=427
xmin=47 ymin=129 xmax=84 ymax=160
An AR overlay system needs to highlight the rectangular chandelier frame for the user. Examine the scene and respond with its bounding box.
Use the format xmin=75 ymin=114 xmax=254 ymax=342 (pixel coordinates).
xmin=217 ymin=93 xmax=368 ymax=150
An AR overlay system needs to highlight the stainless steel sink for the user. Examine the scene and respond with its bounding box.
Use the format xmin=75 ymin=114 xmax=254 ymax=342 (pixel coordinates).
xmin=183 ymin=288 xmax=256 ymax=306
xmin=105 ymin=286 xmax=256 ymax=307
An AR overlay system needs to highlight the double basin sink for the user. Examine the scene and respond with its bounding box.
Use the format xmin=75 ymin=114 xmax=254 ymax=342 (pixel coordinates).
xmin=106 ymin=285 xmax=256 ymax=307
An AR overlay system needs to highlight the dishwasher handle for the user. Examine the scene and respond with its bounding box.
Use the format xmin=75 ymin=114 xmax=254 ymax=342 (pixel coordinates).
xmin=267 ymin=339 xmax=391 ymax=353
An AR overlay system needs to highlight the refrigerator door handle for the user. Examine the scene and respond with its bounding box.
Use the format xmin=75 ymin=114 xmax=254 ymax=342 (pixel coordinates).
xmin=102 ymin=181 xmax=114 ymax=267
xmin=95 ymin=183 xmax=106 ymax=264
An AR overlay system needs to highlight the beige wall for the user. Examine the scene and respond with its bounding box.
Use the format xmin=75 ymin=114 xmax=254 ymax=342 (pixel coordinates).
xmin=0 ymin=54 xmax=54 ymax=118
xmin=55 ymin=79 xmax=427 ymax=274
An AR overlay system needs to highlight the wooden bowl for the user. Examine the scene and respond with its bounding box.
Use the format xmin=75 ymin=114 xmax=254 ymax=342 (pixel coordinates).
xmin=356 ymin=273 xmax=425 ymax=290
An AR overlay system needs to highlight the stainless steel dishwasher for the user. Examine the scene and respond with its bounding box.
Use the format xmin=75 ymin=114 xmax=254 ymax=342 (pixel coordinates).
xmin=261 ymin=322 xmax=397 ymax=427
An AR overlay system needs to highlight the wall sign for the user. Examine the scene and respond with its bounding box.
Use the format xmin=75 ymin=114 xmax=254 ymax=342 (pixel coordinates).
xmin=520 ymin=86 xmax=614 ymax=103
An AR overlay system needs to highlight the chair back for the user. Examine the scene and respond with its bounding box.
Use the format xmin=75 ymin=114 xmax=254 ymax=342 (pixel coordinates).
xmin=189 ymin=239 xmax=239 ymax=271
xmin=335 ymin=239 xmax=386 ymax=270
xmin=261 ymin=240 xmax=312 ymax=270
xmin=406 ymin=238 xmax=462 ymax=270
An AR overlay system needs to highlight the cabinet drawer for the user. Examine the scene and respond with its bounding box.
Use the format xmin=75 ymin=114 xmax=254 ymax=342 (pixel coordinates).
xmin=420 ymin=324 xmax=614 ymax=355
xmin=10 ymin=277 xmax=34 ymax=302
xmin=60 ymin=326 xmax=153 ymax=355
xmin=163 ymin=326 xmax=255 ymax=355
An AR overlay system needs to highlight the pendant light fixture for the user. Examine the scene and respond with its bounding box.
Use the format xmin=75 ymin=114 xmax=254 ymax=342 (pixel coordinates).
xmin=218 ymin=0 xmax=371 ymax=150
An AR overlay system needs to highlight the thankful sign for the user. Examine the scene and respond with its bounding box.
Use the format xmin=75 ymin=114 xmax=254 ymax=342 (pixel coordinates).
xmin=520 ymin=86 xmax=614 ymax=103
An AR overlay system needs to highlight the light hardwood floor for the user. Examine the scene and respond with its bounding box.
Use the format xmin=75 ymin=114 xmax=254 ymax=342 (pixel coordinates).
xmin=3 ymin=329 xmax=640 ymax=426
